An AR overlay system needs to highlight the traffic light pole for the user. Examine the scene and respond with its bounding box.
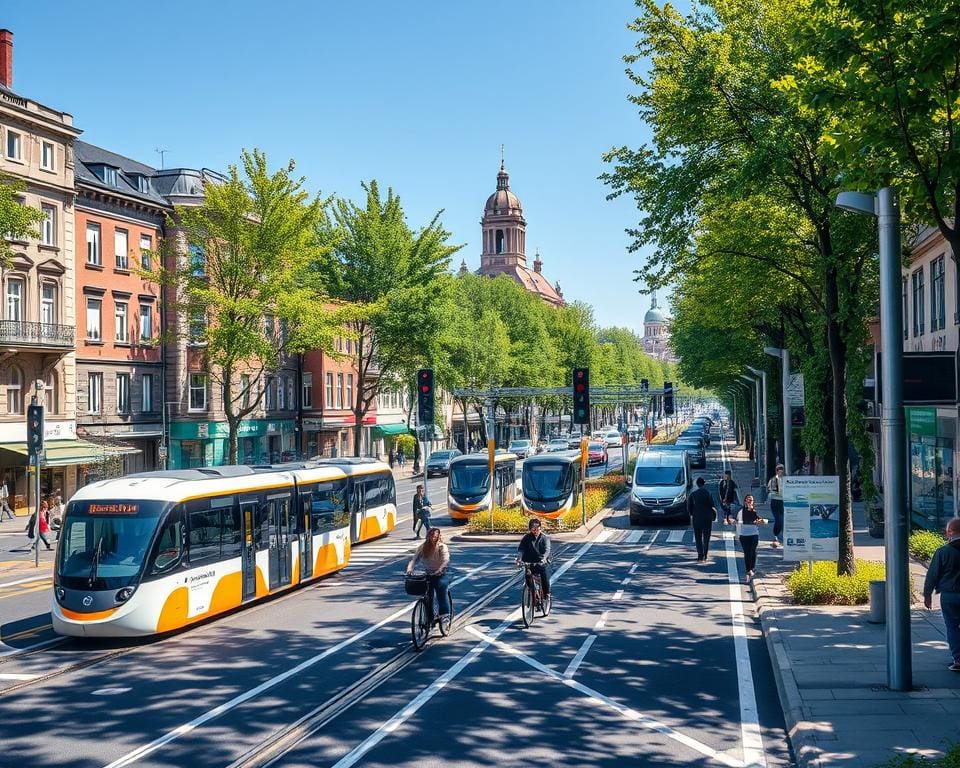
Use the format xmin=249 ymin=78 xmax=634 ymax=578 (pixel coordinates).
xmin=28 ymin=396 xmax=43 ymax=568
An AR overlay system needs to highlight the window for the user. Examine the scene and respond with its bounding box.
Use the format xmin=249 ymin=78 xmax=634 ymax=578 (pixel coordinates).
xmin=102 ymin=166 xmax=118 ymax=186
xmin=277 ymin=376 xmax=286 ymax=410
xmin=326 ymin=372 xmax=334 ymax=408
xmin=189 ymin=244 xmax=205 ymax=277
xmin=45 ymin=370 xmax=58 ymax=414
xmin=931 ymin=256 xmax=946 ymax=332
xmin=115 ymin=229 xmax=129 ymax=270
xmin=5 ymin=278 xmax=23 ymax=321
xmin=302 ymin=372 xmax=313 ymax=408
xmin=135 ymin=175 xmax=150 ymax=194
xmin=140 ymin=234 xmax=152 ymax=270
xmin=264 ymin=314 xmax=275 ymax=339
xmin=116 ymin=373 xmax=130 ymax=413
xmin=912 ymin=269 xmax=925 ymax=336
xmin=240 ymin=373 xmax=251 ymax=409
xmin=336 ymin=373 xmax=344 ymax=408
xmin=189 ymin=311 xmax=206 ymax=344
xmin=88 ymin=372 xmax=102 ymax=414
xmin=346 ymin=373 xmax=353 ymax=409
xmin=142 ymin=374 xmax=154 ymax=413
xmin=902 ymin=277 xmax=909 ymax=339
xmin=6 ymin=130 xmax=21 ymax=160
xmin=306 ymin=480 xmax=349 ymax=534
xmin=40 ymin=204 xmax=56 ymax=246
xmin=115 ymin=301 xmax=129 ymax=342
xmin=189 ymin=373 xmax=207 ymax=411
xmin=40 ymin=283 xmax=57 ymax=325
xmin=139 ymin=303 xmax=152 ymax=341
xmin=40 ymin=141 xmax=55 ymax=170
xmin=86 ymin=297 xmax=102 ymax=340
xmin=188 ymin=506 xmax=221 ymax=564
xmin=86 ymin=223 xmax=102 ymax=266
xmin=6 ymin=366 xmax=22 ymax=414
xmin=264 ymin=376 xmax=275 ymax=410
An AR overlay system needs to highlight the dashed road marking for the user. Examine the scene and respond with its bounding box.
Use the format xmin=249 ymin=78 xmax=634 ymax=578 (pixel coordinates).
xmin=593 ymin=610 xmax=609 ymax=632
xmin=624 ymin=530 xmax=642 ymax=544
xmin=563 ymin=634 xmax=597 ymax=679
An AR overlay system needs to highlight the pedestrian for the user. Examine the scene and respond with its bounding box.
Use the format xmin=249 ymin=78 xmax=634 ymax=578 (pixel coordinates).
xmin=388 ymin=448 xmax=395 ymax=469
xmin=718 ymin=469 xmax=738 ymax=525
xmin=416 ymin=504 xmax=433 ymax=537
xmin=737 ymin=494 xmax=765 ymax=582
xmin=28 ymin=500 xmax=53 ymax=551
xmin=0 ymin=476 xmax=14 ymax=521
xmin=687 ymin=477 xmax=718 ymax=563
xmin=923 ymin=518 xmax=960 ymax=672
xmin=50 ymin=493 xmax=63 ymax=541
xmin=412 ymin=484 xmax=426 ymax=538
xmin=398 ymin=450 xmax=405 ymax=471
xmin=766 ymin=463 xmax=786 ymax=548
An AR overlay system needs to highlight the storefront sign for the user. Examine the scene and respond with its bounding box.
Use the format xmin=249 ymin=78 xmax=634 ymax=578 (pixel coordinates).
xmin=0 ymin=420 xmax=76 ymax=443
xmin=907 ymin=407 xmax=937 ymax=438
xmin=783 ymin=475 xmax=840 ymax=562
xmin=170 ymin=419 xmax=294 ymax=440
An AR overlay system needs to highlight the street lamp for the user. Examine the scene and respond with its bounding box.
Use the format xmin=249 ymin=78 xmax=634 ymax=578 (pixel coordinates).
xmin=835 ymin=187 xmax=911 ymax=692
xmin=764 ymin=347 xmax=793 ymax=475
xmin=737 ymin=375 xmax=761 ymax=484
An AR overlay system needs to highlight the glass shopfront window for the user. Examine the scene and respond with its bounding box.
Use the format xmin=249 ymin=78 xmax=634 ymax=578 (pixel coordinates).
xmin=908 ymin=409 xmax=956 ymax=532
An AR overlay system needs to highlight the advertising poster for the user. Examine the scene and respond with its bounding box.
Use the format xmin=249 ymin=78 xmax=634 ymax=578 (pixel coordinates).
xmin=782 ymin=475 xmax=840 ymax=562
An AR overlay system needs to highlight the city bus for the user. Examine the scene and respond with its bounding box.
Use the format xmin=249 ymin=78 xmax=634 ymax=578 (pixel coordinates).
xmin=521 ymin=451 xmax=582 ymax=520
xmin=447 ymin=452 xmax=518 ymax=523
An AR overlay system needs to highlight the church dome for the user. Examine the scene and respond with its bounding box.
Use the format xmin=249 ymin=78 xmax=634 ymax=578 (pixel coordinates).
xmin=484 ymin=162 xmax=522 ymax=215
xmin=644 ymin=306 xmax=666 ymax=324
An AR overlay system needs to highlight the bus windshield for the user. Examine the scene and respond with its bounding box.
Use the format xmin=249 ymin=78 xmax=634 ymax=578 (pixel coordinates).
xmin=57 ymin=500 xmax=170 ymax=589
xmin=449 ymin=463 xmax=490 ymax=497
xmin=523 ymin=463 xmax=574 ymax=502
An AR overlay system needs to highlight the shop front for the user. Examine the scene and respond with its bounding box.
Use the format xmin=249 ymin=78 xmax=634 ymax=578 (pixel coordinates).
xmin=169 ymin=419 xmax=296 ymax=469
xmin=300 ymin=415 xmax=376 ymax=459
xmin=907 ymin=406 xmax=957 ymax=531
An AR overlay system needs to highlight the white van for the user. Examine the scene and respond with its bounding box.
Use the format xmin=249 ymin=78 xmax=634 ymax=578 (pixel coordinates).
xmin=629 ymin=450 xmax=691 ymax=525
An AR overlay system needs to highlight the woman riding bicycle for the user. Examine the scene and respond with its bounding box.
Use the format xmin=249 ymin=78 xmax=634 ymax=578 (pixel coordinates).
xmin=405 ymin=527 xmax=450 ymax=620
xmin=516 ymin=518 xmax=551 ymax=598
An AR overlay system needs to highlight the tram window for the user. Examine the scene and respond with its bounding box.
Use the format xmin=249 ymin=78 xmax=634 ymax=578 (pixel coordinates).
xmin=148 ymin=509 xmax=183 ymax=576
xmin=383 ymin=473 xmax=396 ymax=505
xmin=254 ymin=500 xmax=271 ymax=549
xmin=309 ymin=481 xmax=347 ymax=534
xmin=363 ymin=479 xmax=382 ymax=508
xmin=188 ymin=508 xmax=221 ymax=564
xmin=221 ymin=506 xmax=242 ymax=558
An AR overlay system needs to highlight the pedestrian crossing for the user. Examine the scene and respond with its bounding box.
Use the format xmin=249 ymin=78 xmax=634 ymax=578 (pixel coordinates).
xmin=344 ymin=538 xmax=419 ymax=570
xmin=605 ymin=527 xmax=748 ymax=546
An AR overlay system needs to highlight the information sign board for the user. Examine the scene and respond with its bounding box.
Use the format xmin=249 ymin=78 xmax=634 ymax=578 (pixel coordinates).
xmin=782 ymin=475 xmax=840 ymax=562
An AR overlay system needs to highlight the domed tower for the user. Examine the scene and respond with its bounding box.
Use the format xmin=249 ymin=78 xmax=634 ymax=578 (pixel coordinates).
xmin=480 ymin=158 xmax=527 ymax=273
xmin=644 ymin=292 xmax=667 ymax=340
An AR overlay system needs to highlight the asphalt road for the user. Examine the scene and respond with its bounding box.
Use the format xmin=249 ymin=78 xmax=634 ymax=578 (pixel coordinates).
xmin=0 ymin=439 xmax=795 ymax=767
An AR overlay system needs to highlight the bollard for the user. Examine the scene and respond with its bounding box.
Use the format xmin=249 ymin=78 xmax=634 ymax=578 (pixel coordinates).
xmin=868 ymin=580 xmax=886 ymax=624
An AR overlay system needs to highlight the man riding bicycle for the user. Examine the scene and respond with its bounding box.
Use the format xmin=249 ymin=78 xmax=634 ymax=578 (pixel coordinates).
xmin=516 ymin=518 xmax=551 ymax=598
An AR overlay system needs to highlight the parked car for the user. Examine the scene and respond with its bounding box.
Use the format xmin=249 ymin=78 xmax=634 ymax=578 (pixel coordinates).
xmin=507 ymin=439 xmax=533 ymax=459
xmin=587 ymin=441 xmax=608 ymax=466
xmin=547 ymin=438 xmax=570 ymax=453
xmin=567 ymin=431 xmax=583 ymax=449
xmin=674 ymin=437 xmax=705 ymax=468
xmin=425 ymin=448 xmax=462 ymax=477
xmin=604 ymin=429 xmax=623 ymax=447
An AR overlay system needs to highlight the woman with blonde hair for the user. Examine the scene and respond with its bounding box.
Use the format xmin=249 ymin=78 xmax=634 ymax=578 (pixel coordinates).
xmin=405 ymin=527 xmax=451 ymax=618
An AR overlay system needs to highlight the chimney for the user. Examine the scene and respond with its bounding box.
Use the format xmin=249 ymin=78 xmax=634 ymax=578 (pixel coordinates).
xmin=0 ymin=30 xmax=11 ymax=89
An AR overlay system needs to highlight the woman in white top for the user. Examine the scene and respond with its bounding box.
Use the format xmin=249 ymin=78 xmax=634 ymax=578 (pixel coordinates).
xmin=405 ymin=528 xmax=451 ymax=617
xmin=737 ymin=494 xmax=766 ymax=582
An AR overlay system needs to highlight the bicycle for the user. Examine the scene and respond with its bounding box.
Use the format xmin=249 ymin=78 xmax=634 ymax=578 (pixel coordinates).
xmin=518 ymin=561 xmax=552 ymax=627
xmin=405 ymin=572 xmax=454 ymax=651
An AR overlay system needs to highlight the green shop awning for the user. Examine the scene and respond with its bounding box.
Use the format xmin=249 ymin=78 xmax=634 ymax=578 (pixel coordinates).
xmin=0 ymin=440 xmax=137 ymax=467
xmin=372 ymin=424 xmax=411 ymax=438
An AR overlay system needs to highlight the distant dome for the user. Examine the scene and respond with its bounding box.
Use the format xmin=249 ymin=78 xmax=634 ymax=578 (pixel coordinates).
xmin=644 ymin=306 xmax=666 ymax=324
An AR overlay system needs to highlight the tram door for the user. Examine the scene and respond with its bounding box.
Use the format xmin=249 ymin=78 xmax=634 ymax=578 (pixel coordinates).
xmin=299 ymin=492 xmax=313 ymax=581
xmin=267 ymin=494 xmax=293 ymax=590
xmin=349 ymin=481 xmax=364 ymax=544
xmin=240 ymin=498 xmax=258 ymax=601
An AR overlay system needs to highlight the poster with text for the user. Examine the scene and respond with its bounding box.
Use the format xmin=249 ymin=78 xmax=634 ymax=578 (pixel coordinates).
xmin=782 ymin=475 xmax=840 ymax=562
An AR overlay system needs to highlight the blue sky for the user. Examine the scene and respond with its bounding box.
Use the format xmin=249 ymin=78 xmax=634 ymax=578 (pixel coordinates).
xmin=4 ymin=0 xmax=657 ymax=330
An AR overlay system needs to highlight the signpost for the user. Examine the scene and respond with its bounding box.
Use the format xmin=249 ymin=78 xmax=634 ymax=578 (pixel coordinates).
xmin=580 ymin=436 xmax=588 ymax=526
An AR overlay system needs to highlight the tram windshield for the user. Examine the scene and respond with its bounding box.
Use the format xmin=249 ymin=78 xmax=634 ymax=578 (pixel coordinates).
xmin=523 ymin=462 xmax=575 ymax=503
xmin=449 ymin=463 xmax=491 ymax=497
xmin=57 ymin=500 xmax=170 ymax=589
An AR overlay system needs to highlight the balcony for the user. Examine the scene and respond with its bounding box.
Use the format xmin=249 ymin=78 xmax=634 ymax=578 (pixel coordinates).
xmin=0 ymin=320 xmax=75 ymax=350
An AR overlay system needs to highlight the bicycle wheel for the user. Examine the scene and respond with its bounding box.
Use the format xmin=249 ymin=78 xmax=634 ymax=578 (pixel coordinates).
xmin=411 ymin=598 xmax=430 ymax=651
xmin=521 ymin=583 xmax=535 ymax=627
xmin=541 ymin=591 xmax=552 ymax=617
xmin=437 ymin=592 xmax=454 ymax=636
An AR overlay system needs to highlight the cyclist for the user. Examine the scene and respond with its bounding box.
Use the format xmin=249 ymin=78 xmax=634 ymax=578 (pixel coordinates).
xmin=405 ymin=527 xmax=450 ymax=619
xmin=516 ymin=518 xmax=551 ymax=599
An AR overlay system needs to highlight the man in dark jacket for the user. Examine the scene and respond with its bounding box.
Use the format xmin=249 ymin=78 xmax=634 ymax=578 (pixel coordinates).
xmin=718 ymin=470 xmax=738 ymax=525
xmin=516 ymin=518 xmax=552 ymax=597
xmin=688 ymin=477 xmax=718 ymax=562
xmin=923 ymin=518 xmax=960 ymax=672
xmin=412 ymin=485 xmax=426 ymax=538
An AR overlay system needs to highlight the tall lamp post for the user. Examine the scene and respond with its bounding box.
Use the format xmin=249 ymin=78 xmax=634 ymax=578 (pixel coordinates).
xmin=734 ymin=378 xmax=757 ymax=478
xmin=836 ymin=187 xmax=911 ymax=692
xmin=764 ymin=347 xmax=793 ymax=475
xmin=740 ymin=372 xmax=766 ymax=499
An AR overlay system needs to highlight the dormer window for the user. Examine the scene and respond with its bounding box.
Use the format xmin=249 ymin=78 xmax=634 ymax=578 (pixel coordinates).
xmin=133 ymin=174 xmax=151 ymax=193
xmin=98 ymin=165 xmax=118 ymax=186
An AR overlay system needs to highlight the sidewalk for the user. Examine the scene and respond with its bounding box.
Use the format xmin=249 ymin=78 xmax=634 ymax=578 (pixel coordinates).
xmin=726 ymin=444 xmax=960 ymax=767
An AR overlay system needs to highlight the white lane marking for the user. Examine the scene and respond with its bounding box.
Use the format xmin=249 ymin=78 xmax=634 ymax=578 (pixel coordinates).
xmin=0 ymin=672 xmax=36 ymax=681
xmin=593 ymin=610 xmax=609 ymax=632
xmin=466 ymin=625 xmax=742 ymax=768
xmin=101 ymin=560 xmax=494 ymax=768
xmin=628 ymin=563 xmax=638 ymax=575
xmin=625 ymin=530 xmax=642 ymax=544
xmin=612 ymin=589 xmax=624 ymax=602
xmin=643 ymin=530 xmax=661 ymax=550
xmin=329 ymin=532 xmax=610 ymax=768
xmin=563 ymin=634 xmax=597 ymax=679
xmin=93 ymin=686 xmax=132 ymax=696
xmin=0 ymin=637 xmax=62 ymax=658
xmin=0 ymin=575 xmax=50 ymax=589
xmin=667 ymin=529 xmax=685 ymax=544
xmin=621 ymin=577 xmax=632 ymax=587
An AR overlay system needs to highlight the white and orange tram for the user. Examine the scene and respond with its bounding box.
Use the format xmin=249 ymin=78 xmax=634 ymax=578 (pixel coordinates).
xmin=52 ymin=459 xmax=396 ymax=637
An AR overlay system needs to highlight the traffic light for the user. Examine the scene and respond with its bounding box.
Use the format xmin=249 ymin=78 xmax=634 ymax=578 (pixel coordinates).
xmin=27 ymin=403 xmax=44 ymax=455
xmin=663 ymin=381 xmax=674 ymax=416
xmin=640 ymin=378 xmax=649 ymax=393
xmin=573 ymin=368 xmax=590 ymax=425
xmin=417 ymin=369 xmax=435 ymax=428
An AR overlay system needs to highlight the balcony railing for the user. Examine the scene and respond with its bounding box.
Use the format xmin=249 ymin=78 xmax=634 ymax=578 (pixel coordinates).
xmin=0 ymin=320 xmax=75 ymax=349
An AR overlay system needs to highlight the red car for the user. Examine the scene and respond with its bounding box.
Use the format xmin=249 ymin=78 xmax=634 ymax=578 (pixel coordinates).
xmin=587 ymin=441 xmax=608 ymax=466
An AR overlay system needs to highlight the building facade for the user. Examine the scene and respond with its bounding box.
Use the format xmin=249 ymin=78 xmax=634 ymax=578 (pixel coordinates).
xmin=641 ymin=293 xmax=678 ymax=364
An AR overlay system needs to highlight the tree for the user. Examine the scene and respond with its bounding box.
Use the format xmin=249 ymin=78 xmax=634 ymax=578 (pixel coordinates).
xmin=0 ymin=174 xmax=44 ymax=266
xmin=320 ymin=181 xmax=461 ymax=455
xmin=160 ymin=149 xmax=335 ymax=464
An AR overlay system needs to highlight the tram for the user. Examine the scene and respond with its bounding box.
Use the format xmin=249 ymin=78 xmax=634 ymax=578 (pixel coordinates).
xmin=310 ymin=457 xmax=397 ymax=543
xmin=447 ymin=452 xmax=518 ymax=523
xmin=521 ymin=451 xmax=582 ymax=520
xmin=52 ymin=459 xmax=394 ymax=638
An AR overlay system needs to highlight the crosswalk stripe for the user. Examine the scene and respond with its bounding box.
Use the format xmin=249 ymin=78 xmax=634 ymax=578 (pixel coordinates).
xmin=624 ymin=530 xmax=642 ymax=544
xmin=666 ymin=529 xmax=685 ymax=544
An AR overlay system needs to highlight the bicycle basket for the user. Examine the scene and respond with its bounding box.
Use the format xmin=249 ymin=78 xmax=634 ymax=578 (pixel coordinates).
xmin=404 ymin=575 xmax=429 ymax=596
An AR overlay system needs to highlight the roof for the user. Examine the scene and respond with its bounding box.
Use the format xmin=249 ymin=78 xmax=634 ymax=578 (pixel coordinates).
xmin=523 ymin=451 xmax=581 ymax=466
xmin=496 ymin=264 xmax=564 ymax=306
xmin=644 ymin=306 xmax=666 ymax=323
xmin=74 ymin=140 xmax=170 ymax=208
xmin=636 ymin=450 xmax=687 ymax=466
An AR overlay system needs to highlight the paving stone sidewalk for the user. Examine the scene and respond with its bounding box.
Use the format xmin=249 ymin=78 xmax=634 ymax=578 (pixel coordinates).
xmin=725 ymin=445 xmax=960 ymax=767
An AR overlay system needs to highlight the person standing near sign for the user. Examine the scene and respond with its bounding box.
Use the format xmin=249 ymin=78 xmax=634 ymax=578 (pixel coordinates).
xmin=923 ymin=518 xmax=960 ymax=672
xmin=766 ymin=464 xmax=786 ymax=548
xmin=736 ymin=495 xmax=765 ymax=582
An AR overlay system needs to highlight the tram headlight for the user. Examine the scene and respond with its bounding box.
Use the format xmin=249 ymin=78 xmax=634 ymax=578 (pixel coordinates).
xmin=115 ymin=587 xmax=136 ymax=604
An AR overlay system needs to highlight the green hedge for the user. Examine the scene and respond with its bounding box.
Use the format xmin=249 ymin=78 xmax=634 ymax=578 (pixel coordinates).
xmin=786 ymin=560 xmax=886 ymax=605
xmin=465 ymin=505 xmax=529 ymax=534
xmin=872 ymin=743 xmax=960 ymax=767
xmin=909 ymin=530 xmax=947 ymax=563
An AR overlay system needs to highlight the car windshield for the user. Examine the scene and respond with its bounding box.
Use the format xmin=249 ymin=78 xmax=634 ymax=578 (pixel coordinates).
xmin=509 ymin=441 xmax=531 ymax=448
xmin=430 ymin=451 xmax=456 ymax=461
xmin=676 ymin=440 xmax=701 ymax=449
xmin=589 ymin=442 xmax=604 ymax=451
xmin=523 ymin=463 xmax=574 ymax=502
xmin=57 ymin=499 xmax=169 ymax=589
xmin=449 ymin=463 xmax=490 ymax=496
xmin=634 ymin=467 xmax=685 ymax=486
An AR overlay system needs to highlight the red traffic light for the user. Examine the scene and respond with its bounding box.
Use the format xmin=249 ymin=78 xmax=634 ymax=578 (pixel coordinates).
xmin=420 ymin=385 xmax=430 ymax=393
xmin=575 ymin=383 xmax=586 ymax=393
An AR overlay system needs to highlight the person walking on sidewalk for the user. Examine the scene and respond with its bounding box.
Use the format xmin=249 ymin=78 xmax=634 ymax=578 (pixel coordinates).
xmin=27 ymin=500 xmax=53 ymax=551
xmin=923 ymin=518 xmax=960 ymax=672
xmin=412 ymin=484 xmax=427 ymax=538
xmin=687 ymin=477 xmax=718 ymax=563
xmin=0 ymin=476 xmax=14 ymax=521
xmin=718 ymin=470 xmax=738 ymax=525
xmin=736 ymin=494 xmax=765 ymax=582
xmin=766 ymin=464 xmax=786 ymax=548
